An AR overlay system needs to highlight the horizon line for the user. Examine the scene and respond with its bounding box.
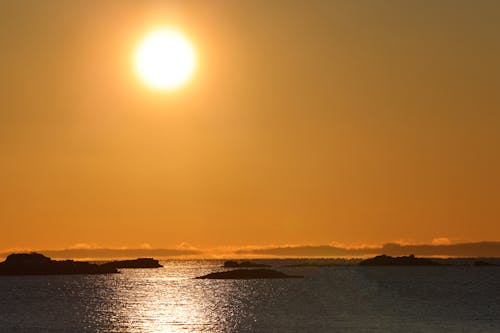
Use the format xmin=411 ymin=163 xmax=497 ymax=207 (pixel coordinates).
xmin=2 ymin=241 xmax=500 ymax=260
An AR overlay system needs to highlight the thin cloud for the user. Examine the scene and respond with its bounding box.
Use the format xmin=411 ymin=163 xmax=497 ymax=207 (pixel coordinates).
xmin=69 ymin=243 xmax=102 ymax=250
xmin=0 ymin=247 xmax=203 ymax=260
xmin=176 ymin=242 xmax=200 ymax=251
xmin=431 ymin=237 xmax=452 ymax=245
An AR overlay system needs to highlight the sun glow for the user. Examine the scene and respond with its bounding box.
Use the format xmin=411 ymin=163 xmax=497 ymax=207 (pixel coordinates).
xmin=134 ymin=28 xmax=196 ymax=91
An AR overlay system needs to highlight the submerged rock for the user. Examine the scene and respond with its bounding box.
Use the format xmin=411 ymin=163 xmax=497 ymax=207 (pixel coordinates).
xmin=196 ymin=268 xmax=302 ymax=279
xmin=0 ymin=253 xmax=118 ymax=275
xmin=100 ymin=258 xmax=163 ymax=269
xmin=223 ymin=260 xmax=270 ymax=268
xmin=359 ymin=254 xmax=441 ymax=266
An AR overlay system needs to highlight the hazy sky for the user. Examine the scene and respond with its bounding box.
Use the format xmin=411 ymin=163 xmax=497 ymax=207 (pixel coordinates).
xmin=1 ymin=0 xmax=499 ymax=251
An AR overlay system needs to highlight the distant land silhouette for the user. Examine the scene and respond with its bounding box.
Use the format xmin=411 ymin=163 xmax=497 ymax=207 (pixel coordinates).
xmin=100 ymin=258 xmax=163 ymax=269
xmin=359 ymin=254 xmax=442 ymax=266
xmin=473 ymin=260 xmax=498 ymax=266
xmin=283 ymin=262 xmax=349 ymax=267
xmin=223 ymin=260 xmax=270 ymax=268
xmin=234 ymin=241 xmax=500 ymax=258
xmin=196 ymin=269 xmax=302 ymax=279
xmin=2 ymin=241 xmax=500 ymax=260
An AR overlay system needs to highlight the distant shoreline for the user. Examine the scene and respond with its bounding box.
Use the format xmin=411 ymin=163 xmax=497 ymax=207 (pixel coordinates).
xmin=3 ymin=241 xmax=500 ymax=260
xmin=1 ymin=252 xmax=500 ymax=268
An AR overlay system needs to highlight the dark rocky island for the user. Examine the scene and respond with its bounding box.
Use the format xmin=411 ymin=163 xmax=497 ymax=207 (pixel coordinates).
xmin=100 ymin=258 xmax=163 ymax=269
xmin=223 ymin=260 xmax=270 ymax=268
xmin=473 ymin=260 xmax=498 ymax=266
xmin=359 ymin=254 xmax=442 ymax=266
xmin=196 ymin=268 xmax=302 ymax=279
xmin=0 ymin=253 xmax=118 ymax=275
xmin=284 ymin=262 xmax=349 ymax=268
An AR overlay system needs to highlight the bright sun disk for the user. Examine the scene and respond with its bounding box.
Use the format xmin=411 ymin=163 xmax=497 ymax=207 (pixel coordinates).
xmin=134 ymin=28 xmax=196 ymax=91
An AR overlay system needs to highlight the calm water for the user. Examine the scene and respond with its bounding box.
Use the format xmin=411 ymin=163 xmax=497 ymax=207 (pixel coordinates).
xmin=1 ymin=260 xmax=499 ymax=332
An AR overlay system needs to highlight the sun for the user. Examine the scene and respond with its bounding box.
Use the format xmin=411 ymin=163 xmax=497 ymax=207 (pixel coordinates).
xmin=134 ymin=28 xmax=196 ymax=91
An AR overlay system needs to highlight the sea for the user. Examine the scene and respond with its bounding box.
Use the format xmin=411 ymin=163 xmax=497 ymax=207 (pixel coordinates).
xmin=1 ymin=259 xmax=499 ymax=332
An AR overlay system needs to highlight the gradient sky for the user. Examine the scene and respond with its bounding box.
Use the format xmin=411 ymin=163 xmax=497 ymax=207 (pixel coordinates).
xmin=1 ymin=0 xmax=499 ymax=251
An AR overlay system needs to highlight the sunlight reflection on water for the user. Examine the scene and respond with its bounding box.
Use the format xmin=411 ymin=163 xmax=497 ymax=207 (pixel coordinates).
xmin=1 ymin=260 xmax=500 ymax=332
xmin=106 ymin=263 xmax=285 ymax=332
xmin=94 ymin=261 xmax=271 ymax=332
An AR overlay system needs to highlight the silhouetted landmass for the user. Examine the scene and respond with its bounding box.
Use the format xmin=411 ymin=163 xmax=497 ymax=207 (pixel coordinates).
xmin=0 ymin=253 xmax=118 ymax=275
xmin=223 ymin=260 xmax=270 ymax=268
xmin=196 ymin=269 xmax=302 ymax=279
xmin=284 ymin=263 xmax=346 ymax=268
xmin=381 ymin=242 xmax=500 ymax=257
xmin=234 ymin=241 xmax=500 ymax=258
xmin=279 ymin=258 xmax=361 ymax=267
xmin=473 ymin=260 xmax=498 ymax=266
xmin=359 ymin=254 xmax=442 ymax=266
xmin=2 ymin=241 xmax=500 ymax=260
xmin=100 ymin=258 xmax=162 ymax=269
xmin=235 ymin=245 xmax=371 ymax=257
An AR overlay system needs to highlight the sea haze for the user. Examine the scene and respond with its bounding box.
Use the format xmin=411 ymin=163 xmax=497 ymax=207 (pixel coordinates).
xmin=1 ymin=260 xmax=499 ymax=332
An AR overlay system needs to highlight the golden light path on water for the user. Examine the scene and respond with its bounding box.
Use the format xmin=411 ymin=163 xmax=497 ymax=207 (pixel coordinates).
xmin=100 ymin=261 xmax=263 ymax=332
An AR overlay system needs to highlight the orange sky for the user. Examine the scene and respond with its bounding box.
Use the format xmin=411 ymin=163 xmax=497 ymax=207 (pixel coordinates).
xmin=1 ymin=1 xmax=499 ymax=252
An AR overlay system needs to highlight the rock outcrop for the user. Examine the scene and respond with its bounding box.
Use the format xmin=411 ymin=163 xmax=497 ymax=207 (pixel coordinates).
xmin=359 ymin=254 xmax=441 ymax=266
xmin=0 ymin=253 xmax=118 ymax=275
xmin=100 ymin=258 xmax=163 ymax=269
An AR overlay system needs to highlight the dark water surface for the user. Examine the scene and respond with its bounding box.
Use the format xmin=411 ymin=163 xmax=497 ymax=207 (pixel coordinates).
xmin=1 ymin=260 xmax=499 ymax=332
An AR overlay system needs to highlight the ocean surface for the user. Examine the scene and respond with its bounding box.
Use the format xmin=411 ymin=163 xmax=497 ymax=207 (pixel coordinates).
xmin=1 ymin=259 xmax=499 ymax=332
